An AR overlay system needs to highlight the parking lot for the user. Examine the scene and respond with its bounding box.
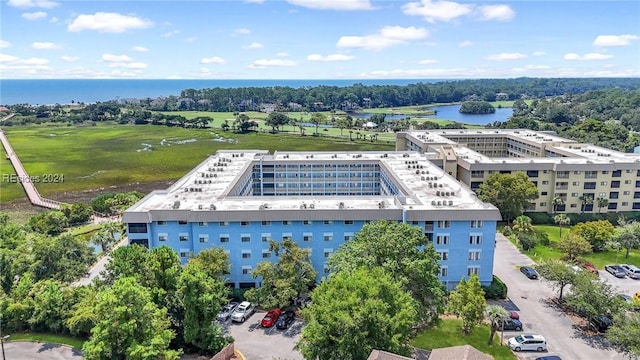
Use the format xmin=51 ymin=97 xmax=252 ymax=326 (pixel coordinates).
xmin=222 ymin=310 xmax=304 ymax=360
xmin=493 ymin=233 xmax=626 ymax=360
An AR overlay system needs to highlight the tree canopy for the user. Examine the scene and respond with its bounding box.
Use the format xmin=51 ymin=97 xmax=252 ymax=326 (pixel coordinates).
xmin=447 ymin=274 xmax=487 ymax=334
xmin=477 ymin=172 xmax=538 ymax=224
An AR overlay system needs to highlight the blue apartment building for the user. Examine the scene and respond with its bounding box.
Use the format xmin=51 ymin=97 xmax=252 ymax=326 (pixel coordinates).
xmin=123 ymin=150 xmax=501 ymax=289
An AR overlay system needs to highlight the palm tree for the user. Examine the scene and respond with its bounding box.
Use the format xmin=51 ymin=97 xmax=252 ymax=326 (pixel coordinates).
xmin=552 ymin=196 xmax=565 ymax=214
xmin=512 ymin=215 xmax=534 ymax=234
xmin=485 ymin=305 xmax=508 ymax=345
xmin=91 ymin=230 xmax=114 ymax=253
xmin=579 ymin=194 xmax=593 ymax=213
xmin=596 ymin=197 xmax=608 ymax=213
xmin=554 ymin=214 xmax=571 ymax=237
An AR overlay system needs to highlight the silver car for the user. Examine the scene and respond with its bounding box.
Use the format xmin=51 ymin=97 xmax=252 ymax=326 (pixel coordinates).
xmin=217 ymin=302 xmax=239 ymax=321
xmin=231 ymin=301 xmax=255 ymax=323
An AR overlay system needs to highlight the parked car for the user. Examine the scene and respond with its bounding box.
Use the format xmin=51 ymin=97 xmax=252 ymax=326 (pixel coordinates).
xmin=508 ymin=334 xmax=547 ymax=352
xmin=509 ymin=311 xmax=520 ymax=320
xmin=501 ymin=318 xmax=523 ymax=331
xmin=605 ymin=264 xmax=627 ymax=278
xmin=520 ymin=266 xmax=538 ymax=279
xmin=582 ymin=263 xmax=599 ymax=276
xmin=535 ymin=356 xmax=562 ymax=360
xmin=231 ymin=301 xmax=256 ymax=323
xmin=590 ymin=315 xmax=613 ymax=332
xmin=621 ymin=264 xmax=640 ymax=279
xmin=217 ymin=301 xmax=239 ymax=321
xmin=261 ymin=308 xmax=282 ymax=328
xmin=276 ymin=310 xmax=296 ymax=329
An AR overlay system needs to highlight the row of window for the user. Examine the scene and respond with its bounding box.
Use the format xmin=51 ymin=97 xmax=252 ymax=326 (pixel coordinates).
xmin=155 ymin=219 xmax=482 ymax=229
xmin=436 ymin=250 xmax=482 ymax=261
xmin=471 ymin=169 xmax=640 ymax=179
xmin=435 ymin=235 xmax=483 ymax=245
xmin=439 ymin=266 xmax=480 ymax=277
xmin=160 ymin=232 xmax=355 ymax=243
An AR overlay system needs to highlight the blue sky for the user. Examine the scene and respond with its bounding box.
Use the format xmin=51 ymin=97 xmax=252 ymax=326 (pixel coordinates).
xmin=1 ymin=0 xmax=638 ymax=79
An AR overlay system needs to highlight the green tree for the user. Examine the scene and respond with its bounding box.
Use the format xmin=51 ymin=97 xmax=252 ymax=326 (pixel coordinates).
xmin=335 ymin=117 xmax=349 ymax=137
xmin=477 ymin=172 xmax=539 ymax=224
xmin=309 ymin=112 xmax=326 ymax=136
xmin=565 ymin=273 xmax=626 ymax=325
xmin=611 ymin=221 xmax=640 ymax=259
xmin=145 ymin=246 xmax=182 ymax=301
xmin=28 ymin=279 xmax=66 ymax=333
xmin=61 ymin=203 xmax=94 ymax=225
xmin=265 ymin=112 xmax=290 ymax=132
xmin=607 ymin=312 xmax=640 ymax=359
xmin=596 ymin=197 xmax=609 ymax=213
xmin=512 ymin=215 xmax=534 ymax=234
xmin=82 ymin=277 xmax=180 ymax=360
xmin=572 ymin=219 xmax=615 ymax=252
xmin=31 ymin=233 xmax=96 ymax=283
xmin=296 ymin=267 xmax=417 ymax=360
xmin=557 ymin=232 xmax=592 ymax=262
xmin=28 ymin=210 xmax=69 ymax=235
xmin=328 ymin=220 xmax=444 ymax=326
xmin=459 ymin=101 xmax=496 ymax=114
xmin=102 ymin=244 xmax=149 ymax=285
xmin=579 ymin=194 xmax=594 ymax=213
xmin=245 ymin=239 xmax=316 ymax=308
xmin=535 ymin=261 xmax=577 ymax=302
xmin=187 ymin=247 xmax=230 ymax=280
xmin=447 ymin=274 xmax=487 ymax=334
xmin=66 ymin=285 xmax=99 ymax=337
xmin=91 ymin=230 xmax=114 ymax=253
xmin=178 ymin=264 xmax=231 ymax=354
xmin=553 ymin=214 xmax=571 ymax=237
xmin=484 ymin=305 xmax=508 ymax=345
xmin=551 ymin=196 xmax=565 ymax=214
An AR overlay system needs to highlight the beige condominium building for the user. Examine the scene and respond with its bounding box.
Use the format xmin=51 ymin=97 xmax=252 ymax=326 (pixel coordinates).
xmin=397 ymin=129 xmax=640 ymax=214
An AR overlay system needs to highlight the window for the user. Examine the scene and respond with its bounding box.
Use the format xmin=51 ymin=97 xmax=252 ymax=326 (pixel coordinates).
xmin=571 ymin=192 xmax=579 ymax=197
xmin=541 ymin=191 xmax=548 ymax=196
xmin=636 ymin=181 xmax=640 ymax=188
xmin=610 ymin=192 xmax=619 ymax=199
xmin=573 ymin=181 xmax=580 ymax=186
xmin=303 ymin=220 xmax=312 ymax=225
xmin=242 ymin=266 xmax=252 ymax=275
xmin=600 ymin=181 xmax=607 ymax=186
xmin=584 ymin=182 xmax=596 ymax=189
xmin=180 ymin=251 xmax=189 ymax=258
xmin=471 ymin=220 xmax=483 ymax=228
xmin=220 ymin=236 xmax=229 ymax=243
xmin=436 ymin=235 xmax=449 ymax=245
xmin=219 ymin=221 xmax=229 ymax=227
xmin=526 ymin=170 xmax=538 ymax=177
xmin=303 ymin=235 xmax=312 ymax=242
xmin=282 ymin=220 xmax=292 ymax=226
xmin=199 ymin=235 xmax=208 ymax=243
xmin=469 ymin=235 xmax=482 ymax=245
xmin=128 ymin=223 xmax=148 ymax=233
xmin=624 ymin=191 xmax=631 ymax=195
xmin=608 ymin=202 xmax=618 ymax=210
xmin=324 ymin=220 xmax=333 ymax=225
xmin=157 ymin=221 xmax=166 ymax=226
xmin=612 ymin=170 xmax=622 ymax=177
xmin=261 ymin=221 xmax=271 ymax=226
xmin=344 ymin=220 xmax=353 ymax=225
xmin=622 ymin=202 xmax=629 ymax=206
xmin=438 ymin=220 xmax=450 ymax=229
xmin=241 ymin=236 xmax=251 ymax=242
xmin=468 ymin=251 xmax=481 ymax=261
xmin=540 ymin=202 xmax=547 ymax=207
xmin=324 ymin=267 xmax=330 ymax=274
xmin=574 ymin=171 xmax=581 ymax=175
xmin=198 ymin=222 xmax=206 ymax=226
xmin=585 ymin=171 xmax=598 ymax=179
xmin=471 ymin=170 xmax=484 ymax=178
xmin=467 ymin=267 xmax=480 ymax=276
xmin=324 ymin=233 xmax=333 ymax=241
xmin=541 ymin=181 xmax=549 ymax=185
xmin=262 ymin=251 xmax=271 ymax=259
xmin=626 ymin=180 xmax=632 ymax=184
xmin=158 ymin=234 xmax=168 ymax=242
xmin=344 ymin=234 xmax=354 ymax=241
xmin=323 ymin=249 xmax=333 ymax=258
xmin=242 ymin=251 xmax=251 ymax=259
xmin=440 ymin=267 xmax=448 ymax=277
xmin=241 ymin=221 xmax=250 ymax=226
xmin=282 ymin=233 xmax=293 ymax=241
xmin=179 ymin=234 xmax=188 ymax=242
xmin=437 ymin=251 xmax=449 ymax=261
xmin=178 ymin=220 xmax=188 ymax=225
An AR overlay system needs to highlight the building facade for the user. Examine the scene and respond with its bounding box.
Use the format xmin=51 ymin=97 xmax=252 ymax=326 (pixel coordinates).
xmin=123 ymin=150 xmax=501 ymax=289
xmin=397 ymin=129 xmax=640 ymax=214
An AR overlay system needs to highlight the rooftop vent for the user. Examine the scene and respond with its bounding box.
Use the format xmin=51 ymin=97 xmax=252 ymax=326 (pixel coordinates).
xmin=309 ymin=203 xmax=315 ymax=209
xmin=448 ymin=200 xmax=453 ymax=206
xmin=209 ymin=204 xmax=216 ymax=210
xmin=339 ymin=202 xmax=345 ymax=209
xmin=378 ymin=201 xmax=386 ymax=209
xmin=198 ymin=204 xmax=203 ymax=210
xmin=172 ymin=201 xmax=180 ymax=209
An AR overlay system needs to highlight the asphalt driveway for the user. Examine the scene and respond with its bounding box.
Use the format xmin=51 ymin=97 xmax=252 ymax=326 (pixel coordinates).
xmin=493 ymin=232 xmax=625 ymax=360
xmin=4 ymin=341 xmax=83 ymax=360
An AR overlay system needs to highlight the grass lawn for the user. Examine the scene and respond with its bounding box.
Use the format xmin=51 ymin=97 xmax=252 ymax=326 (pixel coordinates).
xmin=411 ymin=318 xmax=516 ymax=360
xmin=9 ymin=332 xmax=85 ymax=349
xmin=0 ymin=123 xmax=394 ymax=203
xmin=508 ymin=225 xmax=640 ymax=268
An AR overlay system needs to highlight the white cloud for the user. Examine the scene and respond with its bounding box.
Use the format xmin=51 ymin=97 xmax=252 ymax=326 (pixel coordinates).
xmin=485 ymin=52 xmax=527 ymax=61
xmin=402 ymin=0 xmax=473 ymax=23
xmin=277 ymin=52 xmax=290 ymax=57
xmin=61 ymin=55 xmax=79 ymax=62
xmin=533 ymin=51 xmax=545 ymax=56
xmin=243 ymin=42 xmax=264 ymax=49
xmin=109 ymin=70 xmax=138 ymax=78
xmin=249 ymin=59 xmax=297 ymax=69
xmin=108 ymin=62 xmax=147 ymax=69
xmin=0 ymin=40 xmax=11 ymax=48
xmin=477 ymin=4 xmax=514 ymax=21
xmin=7 ymin=0 xmax=58 ymax=8
xmin=201 ymin=56 xmax=226 ymax=64
xmin=234 ymin=28 xmax=252 ymax=35
xmin=49 ymin=16 xmax=58 ymax=23
xmin=132 ymin=46 xmax=149 ymax=52
xmin=593 ymin=34 xmax=640 ymax=47
xmin=337 ymin=25 xmax=428 ymax=50
xmin=32 ymin=41 xmax=60 ymax=50
xmin=68 ymin=12 xmax=153 ymax=33
xmin=0 ymin=54 xmax=20 ymax=62
xmin=22 ymin=11 xmax=47 ymax=20
xmin=307 ymin=53 xmax=355 ymax=62
xmin=200 ymin=67 xmax=213 ymax=77
xmin=0 ymin=54 xmax=51 ymax=75
xmin=418 ymin=58 xmax=438 ymax=64
xmin=102 ymin=54 xmax=133 ymax=62
xmin=564 ymin=52 xmax=613 ymax=61
xmin=286 ymin=0 xmax=373 ymax=10
xmin=524 ymin=64 xmax=551 ymax=70
xmin=458 ymin=40 xmax=473 ymax=47
xmin=162 ymin=30 xmax=180 ymax=37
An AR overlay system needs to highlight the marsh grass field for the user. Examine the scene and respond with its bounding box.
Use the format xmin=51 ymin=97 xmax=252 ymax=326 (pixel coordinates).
xmin=0 ymin=122 xmax=394 ymax=204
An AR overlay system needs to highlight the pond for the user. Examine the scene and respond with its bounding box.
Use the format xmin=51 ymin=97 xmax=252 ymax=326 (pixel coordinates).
xmin=354 ymin=104 xmax=513 ymax=126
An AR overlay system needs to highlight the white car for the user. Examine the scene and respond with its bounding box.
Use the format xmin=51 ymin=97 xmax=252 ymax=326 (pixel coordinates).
xmin=620 ymin=264 xmax=640 ymax=279
xmin=508 ymin=334 xmax=547 ymax=352
xmin=217 ymin=301 xmax=238 ymax=321
xmin=230 ymin=301 xmax=256 ymax=323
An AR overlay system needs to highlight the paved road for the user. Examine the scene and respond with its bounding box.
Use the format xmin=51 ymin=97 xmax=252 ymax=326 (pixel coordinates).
xmin=4 ymin=341 xmax=82 ymax=360
xmin=223 ymin=311 xmax=303 ymax=360
xmin=493 ymin=233 xmax=625 ymax=360
xmin=72 ymin=236 xmax=128 ymax=287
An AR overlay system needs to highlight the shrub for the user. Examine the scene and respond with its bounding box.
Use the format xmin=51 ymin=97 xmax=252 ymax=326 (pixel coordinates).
xmin=502 ymin=226 xmax=512 ymax=236
xmin=536 ymin=229 xmax=550 ymax=246
xmin=482 ymin=275 xmax=508 ymax=299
